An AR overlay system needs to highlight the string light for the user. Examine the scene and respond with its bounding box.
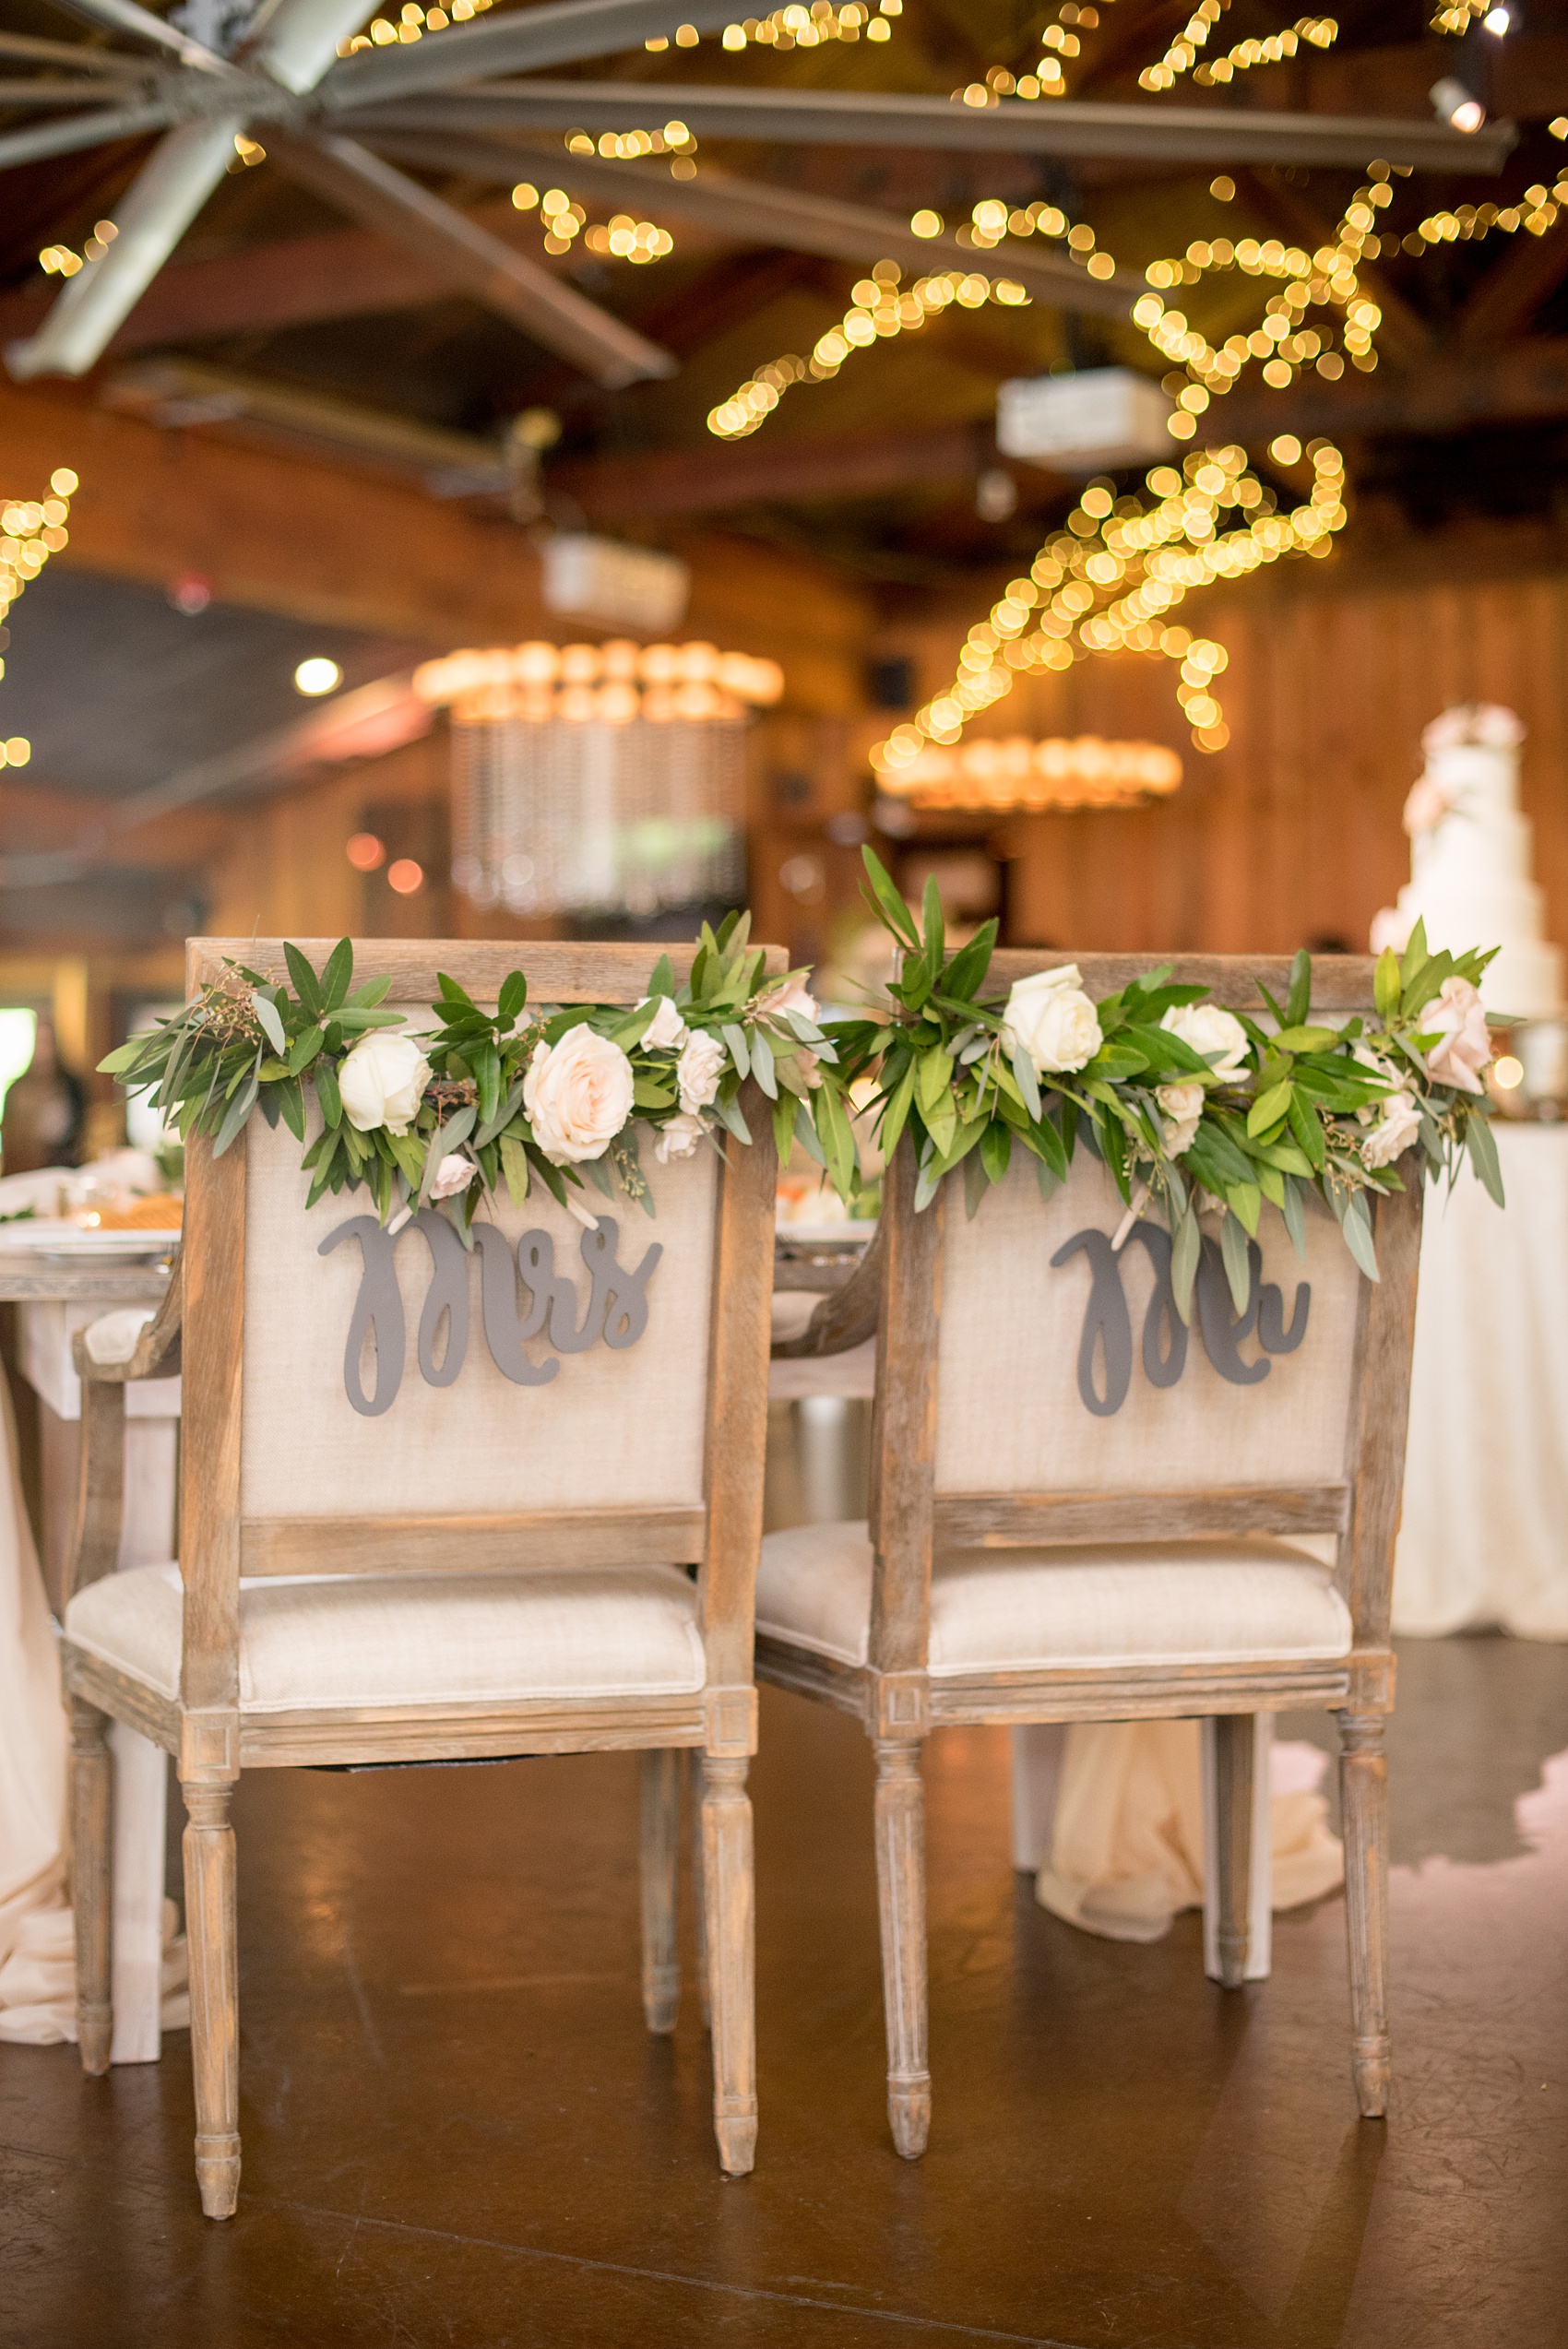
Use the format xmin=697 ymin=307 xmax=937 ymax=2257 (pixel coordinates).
xmin=39 ymin=221 xmax=116 ymax=279
xmin=707 ymin=262 xmax=1028 ymax=437
xmin=873 ymin=733 xmax=1182 ymax=809
xmin=0 ymin=469 xmax=75 ymax=633
xmin=511 ymin=182 xmax=677 ymax=263
xmin=564 ymin=123 xmax=695 ymax=162
xmin=715 ymin=2 xmax=898 ymax=53
xmin=872 ymin=442 xmax=1347 ymax=771
xmin=338 ymin=0 xmax=493 ymax=54
xmin=1429 ymin=0 xmax=1488 ymax=30
xmin=1139 ymin=4 xmax=1336 ymax=89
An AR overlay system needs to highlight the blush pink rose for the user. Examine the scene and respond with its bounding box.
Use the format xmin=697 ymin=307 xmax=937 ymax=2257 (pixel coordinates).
xmin=523 ymin=1027 xmax=635 ymax=1163
xmin=1423 ymin=976 xmax=1491 ymax=1095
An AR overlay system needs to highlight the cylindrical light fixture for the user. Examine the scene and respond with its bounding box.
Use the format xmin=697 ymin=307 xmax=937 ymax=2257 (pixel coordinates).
xmin=414 ymin=638 xmax=784 ymax=918
xmin=871 ymin=732 xmax=1182 ymax=813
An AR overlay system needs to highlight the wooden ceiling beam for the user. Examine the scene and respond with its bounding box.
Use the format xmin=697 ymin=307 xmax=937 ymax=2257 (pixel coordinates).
xmin=0 ymin=376 xmax=873 ymax=713
xmin=550 ymin=421 xmax=1004 ymax=519
xmin=1457 ymin=219 xmax=1568 ymax=349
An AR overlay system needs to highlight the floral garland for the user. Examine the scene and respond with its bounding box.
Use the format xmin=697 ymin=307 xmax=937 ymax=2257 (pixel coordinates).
xmin=101 ymin=918 xmax=859 ymax=1232
xmin=833 ymin=850 xmax=1504 ymax=1318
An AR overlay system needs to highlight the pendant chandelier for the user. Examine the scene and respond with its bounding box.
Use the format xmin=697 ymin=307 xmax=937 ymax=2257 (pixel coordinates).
xmin=413 ymin=638 xmax=783 ymax=919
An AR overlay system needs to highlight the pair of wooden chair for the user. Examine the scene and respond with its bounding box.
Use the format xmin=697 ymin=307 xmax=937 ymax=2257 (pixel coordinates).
xmin=59 ymin=943 xmax=1418 ymax=2217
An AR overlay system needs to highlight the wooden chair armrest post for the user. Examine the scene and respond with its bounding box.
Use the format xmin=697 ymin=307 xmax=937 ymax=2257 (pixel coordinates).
xmin=867 ymin=1140 xmax=941 ymax=1680
xmin=63 ymin=1378 xmax=127 ymax=1608
xmin=771 ymin=1227 xmax=884 ymax=1359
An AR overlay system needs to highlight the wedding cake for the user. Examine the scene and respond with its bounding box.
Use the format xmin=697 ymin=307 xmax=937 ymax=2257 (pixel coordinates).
xmin=1371 ymin=704 xmax=1562 ymax=1019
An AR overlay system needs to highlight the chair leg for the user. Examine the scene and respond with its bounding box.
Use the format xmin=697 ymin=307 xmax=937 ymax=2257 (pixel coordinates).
xmin=1212 ymin=1712 xmax=1255 ymax=1991
xmin=873 ymin=1736 xmax=931 ymax=2160
xmin=69 ymin=1698 xmax=113 ymax=2075
xmin=1338 ymin=1711 xmax=1392 ymax=2118
xmin=688 ymin=1748 xmax=711 ymax=2030
xmin=700 ymin=1754 xmax=756 ymax=2177
xmin=639 ymin=1749 xmax=682 ymax=2035
xmin=181 ymin=1779 xmax=241 ymax=2219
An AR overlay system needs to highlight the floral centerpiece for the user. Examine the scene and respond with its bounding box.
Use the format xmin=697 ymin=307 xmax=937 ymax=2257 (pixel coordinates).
xmin=101 ymin=917 xmax=858 ymax=1233
xmin=832 ymin=850 xmax=1504 ymax=1318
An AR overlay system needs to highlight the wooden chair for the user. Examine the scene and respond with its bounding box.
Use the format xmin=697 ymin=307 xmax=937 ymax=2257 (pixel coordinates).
xmin=757 ymin=954 xmax=1420 ymax=2158
xmin=59 ymin=939 xmax=778 ymax=2217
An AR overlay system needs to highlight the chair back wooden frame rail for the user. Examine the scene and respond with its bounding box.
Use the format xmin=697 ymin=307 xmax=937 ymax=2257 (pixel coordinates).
xmin=756 ymin=952 xmax=1421 ymax=2159
xmin=58 ymin=939 xmax=781 ymax=2218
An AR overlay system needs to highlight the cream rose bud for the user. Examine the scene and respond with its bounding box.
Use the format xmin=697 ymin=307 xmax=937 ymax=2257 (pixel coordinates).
xmin=1160 ymin=1001 xmax=1250 ymax=1080
xmin=637 ymin=994 xmax=690 ymax=1052
xmin=676 ymin=1029 xmax=727 ymax=1114
xmin=1424 ymin=975 xmax=1491 ymax=1096
xmin=1003 ymin=966 xmax=1103 ymax=1076
xmin=429 ymin=1153 xmax=477 ymax=1199
xmin=1361 ymin=1091 xmax=1422 ymax=1169
xmin=654 ymin=1110 xmax=707 ymax=1163
xmin=1156 ymin=1080 xmax=1205 ymax=1157
xmin=523 ymin=1027 xmax=636 ymax=1165
xmin=338 ymin=1032 xmax=432 ymax=1135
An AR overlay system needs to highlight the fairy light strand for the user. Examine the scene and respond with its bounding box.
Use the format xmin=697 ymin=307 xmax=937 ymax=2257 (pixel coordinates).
xmin=1139 ymin=3 xmax=1336 ymax=90
xmin=872 ymin=441 xmax=1347 ymax=771
xmin=0 ymin=466 xmax=76 ymax=770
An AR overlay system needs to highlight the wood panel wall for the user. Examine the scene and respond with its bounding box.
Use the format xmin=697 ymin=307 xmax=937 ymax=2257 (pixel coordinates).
xmin=884 ymin=555 xmax=1568 ymax=959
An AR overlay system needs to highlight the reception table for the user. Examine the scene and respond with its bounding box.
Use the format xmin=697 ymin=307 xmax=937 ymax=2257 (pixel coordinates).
xmin=0 ymin=1235 xmax=184 ymax=2060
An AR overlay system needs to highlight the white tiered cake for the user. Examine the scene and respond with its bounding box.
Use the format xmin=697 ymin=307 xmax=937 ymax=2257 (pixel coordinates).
xmin=1372 ymin=704 xmax=1562 ymax=1019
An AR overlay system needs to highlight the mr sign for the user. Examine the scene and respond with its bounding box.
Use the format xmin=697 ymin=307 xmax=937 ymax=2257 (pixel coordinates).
xmin=1053 ymin=1218 xmax=1310 ymax=1418
xmin=321 ymin=1211 xmax=661 ymax=1417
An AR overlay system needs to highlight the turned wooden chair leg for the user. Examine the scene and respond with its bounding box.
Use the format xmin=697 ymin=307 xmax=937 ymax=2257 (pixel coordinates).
xmin=873 ymin=1736 xmax=931 ymax=2160
xmin=639 ymin=1749 xmax=682 ymax=2035
xmin=69 ymin=1698 xmax=113 ymax=2075
xmin=1212 ymin=1713 xmax=1254 ymax=1991
xmin=1338 ymin=1711 xmax=1392 ymax=2118
xmin=700 ymin=1754 xmax=756 ymax=2177
xmin=181 ymin=1779 xmax=242 ymax=2219
xmin=688 ymin=1748 xmax=711 ymax=2031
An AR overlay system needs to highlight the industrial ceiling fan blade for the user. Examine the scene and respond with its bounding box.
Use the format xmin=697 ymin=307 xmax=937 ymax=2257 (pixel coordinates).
xmin=364 ymin=127 xmax=1132 ymax=319
xmin=268 ymin=131 xmax=675 ymax=386
xmin=320 ymin=0 xmax=746 ymax=110
xmin=48 ymin=0 xmax=239 ymax=75
xmin=0 ymin=96 xmax=179 ymax=171
xmin=6 ymin=114 xmax=244 ymax=380
xmin=244 ymin=0 xmax=378 ymax=94
xmin=0 ymin=30 xmax=156 ymax=72
xmin=348 ymin=83 xmax=1517 ymax=173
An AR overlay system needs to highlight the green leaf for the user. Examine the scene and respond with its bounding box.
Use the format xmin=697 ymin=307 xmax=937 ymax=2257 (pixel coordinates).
xmin=1035 ymin=1155 xmax=1062 ymax=1204
xmin=921 ymin=872 xmax=945 ymax=978
xmin=942 ymin=920 xmax=998 ymax=1003
xmin=1220 ymin=1210 xmax=1252 ymax=1312
xmin=1341 ymin=1188 xmax=1381 ymax=1281
xmin=750 ymin=1027 xmax=778 ymax=1098
xmin=252 ymin=991 xmax=287 ymax=1055
xmin=793 ymin=1098 xmax=826 ymax=1168
xmin=1285 ymin=946 xmax=1312 ymax=1029
xmin=474 ymin=1040 xmax=502 ymax=1129
xmin=1171 ymin=1206 xmax=1200 ymax=1324
xmin=647 ymin=953 xmax=676 ymax=1002
xmin=1011 ymin=1046 xmax=1041 ymax=1121
xmin=773 ymin=1091 xmax=798 ymax=1170
xmin=1286 ymin=1092 xmax=1326 ymax=1169
xmin=1118 ymin=1021 xmax=1210 ymax=1076
xmin=861 ymin=847 xmax=921 ymax=950
xmin=917 ymin=1046 xmax=953 ymax=1115
xmin=288 ymin=1024 xmax=326 ymax=1076
xmin=419 ymin=1102 xmax=475 ymax=1206
xmin=814 ymin=1078 xmax=857 ymax=1197
xmin=1465 ymin=1109 xmax=1506 ymax=1206
xmin=499 ymin=1135 xmax=530 ymax=1206
xmin=476 ymin=1078 xmax=527 ymax=1149
xmin=1247 ymin=1079 xmax=1293 ymax=1137
xmin=349 ymin=973 xmax=393 ymax=1009
xmin=963 ymin=1144 xmax=990 ymax=1219
xmin=1271 ymin=1026 xmax=1340 ymax=1055
xmin=1228 ymin=1180 xmax=1262 ymax=1237
xmin=879 ymin=1056 xmax=919 ymax=1166
xmin=320 ymin=938 xmax=353 ymax=1012
xmin=1400 ymin=917 xmax=1429 ymax=992
xmin=722 ymin=1022 xmax=750 ymax=1079
xmin=712 ymin=1090 xmax=754 ymax=1146
xmin=1280 ymin=1172 xmax=1307 ymax=1257
xmin=497 ymin=970 xmax=528 ymax=1027
xmin=979 ymin=1121 xmax=1012 ymax=1185
xmin=283 ymin=943 xmax=324 ymax=1021
xmin=213 ymin=1062 xmax=260 ymax=1157
xmin=276 ymin=1077 xmax=307 ymax=1143
xmin=315 ymin=1057 xmax=342 ymax=1130
xmin=1374 ymin=946 xmax=1401 ymax=1020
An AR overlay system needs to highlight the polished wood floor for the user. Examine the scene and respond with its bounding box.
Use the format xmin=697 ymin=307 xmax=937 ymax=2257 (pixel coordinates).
xmin=4 ymin=1403 xmax=1566 ymax=2348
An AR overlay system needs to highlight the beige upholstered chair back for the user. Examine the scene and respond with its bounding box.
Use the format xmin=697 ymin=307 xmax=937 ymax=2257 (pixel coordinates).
xmin=176 ymin=941 xmax=780 ymax=1712
xmin=936 ymin=1145 xmax=1364 ymax=1507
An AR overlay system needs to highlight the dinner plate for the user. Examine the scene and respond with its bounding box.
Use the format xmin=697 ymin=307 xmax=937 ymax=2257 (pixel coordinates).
xmin=0 ymin=1222 xmax=182 ymax=1261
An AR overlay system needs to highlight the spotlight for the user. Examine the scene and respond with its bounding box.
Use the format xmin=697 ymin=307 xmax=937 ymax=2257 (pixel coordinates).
xmin=1483 ymin=5 xmax=1511 ymax=31
xmin=1431 ymin=77 xmax=1486 ymax=132
xmin=293 ymin=657 xmax=342 ymax=696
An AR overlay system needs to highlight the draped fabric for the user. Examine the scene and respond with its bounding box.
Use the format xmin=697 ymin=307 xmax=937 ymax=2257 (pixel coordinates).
xmin=0 ymin=1363 xmax=74 ymax=2042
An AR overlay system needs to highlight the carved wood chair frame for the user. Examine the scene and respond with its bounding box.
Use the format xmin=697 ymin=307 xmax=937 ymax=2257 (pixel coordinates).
xmin=759 ymin=952 xmax=1421 ymax=2158
xmin=59 ymin=939 xmax=780 ymax=2215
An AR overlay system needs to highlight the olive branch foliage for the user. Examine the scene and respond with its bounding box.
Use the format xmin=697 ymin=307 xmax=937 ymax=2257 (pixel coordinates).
xmin=836 ymin=848 xmax=1505 ymax=1322
xmin=100 ymin=914 xmax=850 ymax=1237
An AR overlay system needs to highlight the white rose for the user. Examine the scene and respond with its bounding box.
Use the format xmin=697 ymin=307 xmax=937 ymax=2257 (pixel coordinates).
xmin=1423 ymin=974 xmax=1491 ymax=1096
xmin=1361 ymin=1092 xmax=1422 ymax=1169
xmin=1156 ymin=1080 xmax=1205 ymax=1157
xmin=676 ymin=1029 xmax=727 ymax=1114
xmin=654 ymin=1110 xmax=707 ymax=1163
xmin=338 ymin=1031 xmax=431 ymax=1135
xmin=1161 ymin=1001 xmax=1250 ymax=1080
xmin=637 ymin=994 xmax=689 ymax=1051
xmin=1003 ymin=966 xmax=1103 ymax=1076
xmin=523 ymin=1027 xmax=635 ymax=1164
xmin=766 ymin=974 xmax=820 ymax=1026
xmin=1369 ymin=906 xmax=1411 ymax=957
xmin=429 ymin=1152 xmax=477 ymax=1200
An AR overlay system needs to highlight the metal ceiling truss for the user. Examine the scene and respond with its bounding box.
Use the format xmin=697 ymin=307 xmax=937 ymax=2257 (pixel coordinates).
xmin=0 ymin=0 xmax=1517 ymax=388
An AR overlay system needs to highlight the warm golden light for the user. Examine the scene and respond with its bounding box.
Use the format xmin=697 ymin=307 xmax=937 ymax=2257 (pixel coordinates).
xmin=346 ymin=833 xmax=386 ymax=872
xmin=294 ymin=657 xmax=342 ymax=696
xmin=386 ymin=859 xmax=424 ymax=896
xmin=1494 ymin=1055 xmax=1525 ymax=1089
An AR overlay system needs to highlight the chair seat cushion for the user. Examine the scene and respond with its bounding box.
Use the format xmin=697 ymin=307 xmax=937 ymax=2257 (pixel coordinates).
xmin=755 ymin=1521 xmax=1352 ymax=1675
xmin=65 ymin=1560 xmax=707 ymax=1713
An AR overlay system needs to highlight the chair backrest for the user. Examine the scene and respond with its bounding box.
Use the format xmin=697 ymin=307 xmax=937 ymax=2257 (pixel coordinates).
xmin=866 ymin=953 xmax=1423 ymax=1678
xmin=178 ymin=940 xmax=780 ymax=1715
